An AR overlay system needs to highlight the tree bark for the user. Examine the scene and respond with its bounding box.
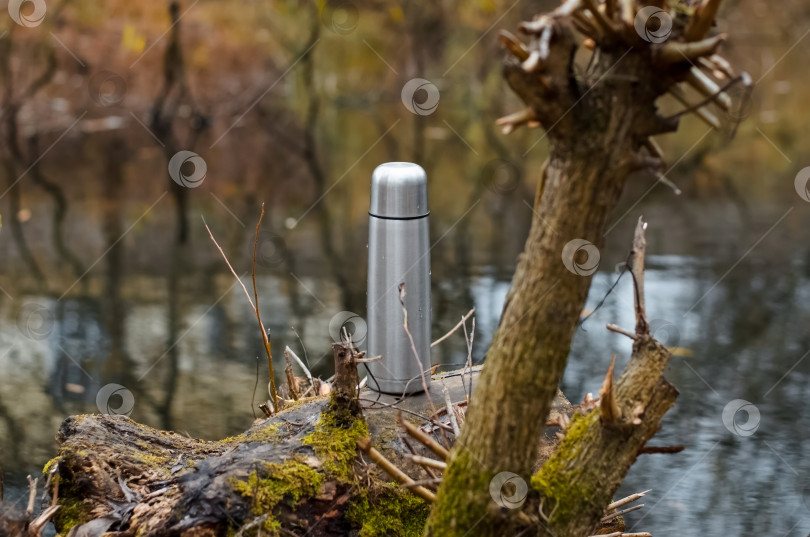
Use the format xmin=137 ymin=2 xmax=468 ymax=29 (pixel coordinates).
xmin=40 ymin=344 xmax=573 ymax=537
xmin=426 ymin=1 xmax=743 ymax=534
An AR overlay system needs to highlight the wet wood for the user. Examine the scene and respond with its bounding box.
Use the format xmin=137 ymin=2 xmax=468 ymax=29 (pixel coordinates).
xmin=39 ymin=342 xmax=572 ymax=537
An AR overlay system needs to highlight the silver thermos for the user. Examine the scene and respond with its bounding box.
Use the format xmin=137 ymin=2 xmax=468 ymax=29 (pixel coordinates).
xmin=366 ymin=162 xmax=431 ymax=395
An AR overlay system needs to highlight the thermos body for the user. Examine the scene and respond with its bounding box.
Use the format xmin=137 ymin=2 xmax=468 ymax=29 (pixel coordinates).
xmin=366 ymin=163 xmax=431 ymax=394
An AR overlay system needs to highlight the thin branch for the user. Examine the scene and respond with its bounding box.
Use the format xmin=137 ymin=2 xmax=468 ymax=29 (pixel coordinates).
xmin=685 ymin=67 xmax=732 ymax=111
xmin=359 ymin=398 xmax=454 ymax=433
xmin=496 ymin=108 xmax=538 ymax=135
xmin=669 ymin=73 xmax=749 ymax=125
xmin=599 ymin=355 xmax=622 ymax=423
xmin=356 ymin=437 xmax=437 ymax=502
xmin=283 ymin=348 xmax=299 ymax=401
xmin=441 ymin=384 xmax=461 ymax=436
xmin=606 ymin=323 xmax=639 ymax=340
xmin=285 ymin=345 xmax=314 ymax=390
xmin=203 ymin=213 xmax=278 ymax=412
xmin=607 ymin=489 xmax=651 ymax=511
xmin=629 ymin=217 xmax=649 ymax=334
xmin=403 ymin=437 xmax=439 ymax=481
xmin=253 ymin=203 xmax=278 ymax=411
xmin=26 ymin=475 xmax=37 ymax=517
xmin=582 ymin=0 xmax=618 ymax=36
xmin=605 ymin=0 xmax=616 ymax=19
xmin=398 ymin=283 xmax=435 ymax=417
xmin=401 ymin=478 xmax=443 ymax=489
xmin=667 ymin=84 xmax=721 ymax=129
xmin=601 ymin=503 xmax=645 ymax=523
xmin=399 ymin=411 xmax=450 ymax=460
xmin=497 ymin=30 xmax=530 ymax=61
xmin=462 ymin=316 xmax=475 ymax=404
xmin=203 ymin=217 xmax=256 ymax=309
xmin=617 ymin=0 xmax=635 ymax=30
xmin=658 ymin=34 xmax=725 ymax=64
xmin=685 ymin=0 xmax=724 ymax=42
xmin=406 ymin=454 xmax=448 ymax=470
xmin=431 ymin=308 xmax=475 ymax=348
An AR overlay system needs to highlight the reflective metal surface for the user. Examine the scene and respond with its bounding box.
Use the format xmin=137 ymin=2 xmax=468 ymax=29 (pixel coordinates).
xmin=367 ymin=162 xmax=431 ymax=394
xmin=369 ymin=162 xmax=430 ymax=219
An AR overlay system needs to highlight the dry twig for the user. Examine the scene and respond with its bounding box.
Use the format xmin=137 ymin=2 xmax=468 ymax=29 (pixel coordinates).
xmin=203 ymin=207 xmax=278 ymax=412
xmin=356 ymin=437 xmax=436 ymax=502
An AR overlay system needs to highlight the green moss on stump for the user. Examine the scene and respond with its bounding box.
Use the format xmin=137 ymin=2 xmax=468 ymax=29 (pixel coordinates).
xmin=45 ymin=450 xmax=93 ymax=533
xmin=229 ymin=459 xmax=324 ymax=533
xmin=347 ymin=482 xmax=430 ymax=537
xmin=218 ymin=423 xmax=281 ymax=445
xmin=531 ymin=410 xmax=599 ymax=526
xmin=52 ymin=497 xmax=91 ymax=533
xmin=302 ymin=409 xmax=368 ymax=482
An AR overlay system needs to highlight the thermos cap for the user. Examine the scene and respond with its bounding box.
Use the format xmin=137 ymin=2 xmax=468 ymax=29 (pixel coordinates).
xmin=369 ymin=162 xmax=429 ymax=219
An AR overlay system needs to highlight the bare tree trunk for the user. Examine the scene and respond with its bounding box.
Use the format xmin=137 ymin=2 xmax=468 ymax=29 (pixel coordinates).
xmin=426 ymin=0 xmax=745 ymax=534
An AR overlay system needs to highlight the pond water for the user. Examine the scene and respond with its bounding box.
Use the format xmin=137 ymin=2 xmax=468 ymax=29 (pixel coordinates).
xmin=1 ymin=1 xmax=809 ymax=535
xmin=2 ymin=190 xmax=809 ymax=536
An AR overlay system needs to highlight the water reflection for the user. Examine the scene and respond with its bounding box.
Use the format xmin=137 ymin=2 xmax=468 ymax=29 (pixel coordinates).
xmin=0 ymin=1 xmax=808 ymax=535
xmin=3 ymin=195 xmax=809 ymax=537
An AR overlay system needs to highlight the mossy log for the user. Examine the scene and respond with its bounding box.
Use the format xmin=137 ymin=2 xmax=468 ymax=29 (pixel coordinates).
xmin=42 ymin=343 xmax=573 ymax=537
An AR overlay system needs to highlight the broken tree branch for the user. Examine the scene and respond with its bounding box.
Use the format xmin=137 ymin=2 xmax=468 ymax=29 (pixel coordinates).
xmin=629 ymin=217 xmax=649 ymax=335
xmin=527 ymin=221 xmax=678 ymax=536
xmin=684 ymin=0 xmax=724 ymax=42
xmin=657 ymin=34 xmax=725 ymax=64
xmin=431 ymin=308 xmax=475 ymax=348
xmin=356 ymin=437 xmax=437 ymax=502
